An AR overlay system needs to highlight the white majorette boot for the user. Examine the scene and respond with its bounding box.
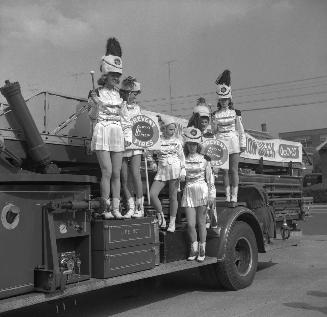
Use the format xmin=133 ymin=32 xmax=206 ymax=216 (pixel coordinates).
xmin=157 ymin=211 xmax=166 ymax=229
xmin=167 ymin=216 xmax=176 ymax=232
xmin=197 ymin=242 xmax=206 ymax=262
xmin=225 ymin=186 xmax=231 ymax=202
xmin=187 ymin=241 xmax=198 ymax=261
xmin=133 ymin=196 xmax=144 ymax=218
xmin=112 ymin=198 xmax=123 ymax=219
xmin=206 ymin=212 xmax=211 ymax=229
xmin=210 ymin=205 xmax=218 ymax=229
xmin=102 ymin=198 xmax=114 ymax=219
xmin=124 ymin=197 xmax=135 ymax=218
xmin=231 ymin=186 xmax=238 ymax=203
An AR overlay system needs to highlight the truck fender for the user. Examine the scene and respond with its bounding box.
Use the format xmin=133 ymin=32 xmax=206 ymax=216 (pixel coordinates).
xmin=206 ymin=206 xmax=265 ymax=261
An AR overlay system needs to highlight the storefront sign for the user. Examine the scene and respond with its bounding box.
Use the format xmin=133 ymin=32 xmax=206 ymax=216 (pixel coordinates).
xmin=242 ymin=133 xmax=302 ymax=163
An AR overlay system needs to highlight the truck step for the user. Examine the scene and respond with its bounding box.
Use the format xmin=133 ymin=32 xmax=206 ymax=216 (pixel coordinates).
xmin=0 ymin=257 xmax=218 ymax=314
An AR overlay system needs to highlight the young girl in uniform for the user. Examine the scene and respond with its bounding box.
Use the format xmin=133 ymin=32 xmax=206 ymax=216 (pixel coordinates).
xmin=187 ymin=102 xmax=217 ymax=228
xmin=211 ymin=70 xmax=246 ymax=203
xmin=182 ymin=127 xmax=216 ymax=262
xmin=147 ymin=117 xmax=186 ymax=232
xmin=88 ymin=37 xmax=124 ymax=219
xmin=119 ymin=76 xmax=144 ymax=218
xmin=187 ymin=97 xmax=209 ymax=129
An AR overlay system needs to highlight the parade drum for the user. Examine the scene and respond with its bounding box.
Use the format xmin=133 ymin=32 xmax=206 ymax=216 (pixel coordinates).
xmin=202 ymin=139 xmax=229 ymax=169
xmin=129 ymin=114 xmax=160 ymax=150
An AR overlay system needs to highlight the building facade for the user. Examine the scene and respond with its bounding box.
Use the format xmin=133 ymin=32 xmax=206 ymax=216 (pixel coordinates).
xmin=279 ymin=128 xmax=327 ymax=173
xmin=279 ymin=128 xmax=327 ymax=148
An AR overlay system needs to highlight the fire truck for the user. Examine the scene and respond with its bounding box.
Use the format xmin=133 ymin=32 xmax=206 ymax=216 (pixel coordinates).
xmin=0 ymin=81 xmax=306 ymax=314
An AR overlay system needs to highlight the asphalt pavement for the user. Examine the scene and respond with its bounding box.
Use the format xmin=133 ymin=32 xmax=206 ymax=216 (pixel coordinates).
xmin=301 ymin=204 xmax=327 ymax=235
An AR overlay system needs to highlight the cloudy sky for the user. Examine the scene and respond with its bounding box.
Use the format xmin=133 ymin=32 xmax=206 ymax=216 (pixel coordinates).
xmin=1 ymin=0 xmax=327 ymax=136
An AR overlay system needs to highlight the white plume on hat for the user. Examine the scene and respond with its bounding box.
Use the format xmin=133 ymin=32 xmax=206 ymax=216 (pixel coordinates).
xmin=193 ymin=97 xmax=210 ymax=117
xmin=215 ymin=69 xmax=232 ymax=99
xmin=194 ymin=105 xmax=210 ymax=117
xmin=183 ymin=127 xmax=202 ymax=144
xmin=162 ymin=115 xmax=177 ymax=127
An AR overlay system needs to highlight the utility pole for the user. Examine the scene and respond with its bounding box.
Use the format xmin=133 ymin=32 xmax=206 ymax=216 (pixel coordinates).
xmin=165 ymin=60 xmax=176 ymax=114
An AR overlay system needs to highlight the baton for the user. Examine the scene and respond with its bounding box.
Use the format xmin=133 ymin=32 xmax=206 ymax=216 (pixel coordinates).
xmin=90 ymin=71 xmax=95 ymax=90
xmin=144 ymin=151 xmax=151 ymax=205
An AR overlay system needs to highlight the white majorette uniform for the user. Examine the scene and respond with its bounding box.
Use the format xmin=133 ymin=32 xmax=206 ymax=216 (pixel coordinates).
xmin=212 ymin=108 xmax=246 ymax=155
xmin=148 ymin=136 xmax=186 ymax=181
xmin=88 ymin=87 xmax=124 ymax=152
xmin=181 ymin=153 xmax=216 ymax=208
xmin=120 ymin=101 xmax=143 ymax=157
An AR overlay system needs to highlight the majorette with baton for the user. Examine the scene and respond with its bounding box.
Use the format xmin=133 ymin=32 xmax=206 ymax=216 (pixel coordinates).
xmin=88 ymin=37 xmax=125 ymax=219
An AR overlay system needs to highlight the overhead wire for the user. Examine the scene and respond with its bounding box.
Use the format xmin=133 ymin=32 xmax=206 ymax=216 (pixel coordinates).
xmin=230 ymin=80 xmax=327 ymax=99
xmin=234 ymin=90 xmax=327 ymax=105
xmin=140 ymin=82 xmax=327 ymax=108
xmin=139 ymin=74 xmax=327 ymax=117
xmin=231 ymin=100 xmax=327 ymax=112
xmin=147 ymin=88 xmax=327 ymax=111
xmin=170 ymin=98 xmax=327 ymax=116
xmin=140 ymin=74 xmax=327 ymax=105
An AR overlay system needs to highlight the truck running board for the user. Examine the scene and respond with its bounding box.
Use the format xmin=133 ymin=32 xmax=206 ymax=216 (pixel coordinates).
xmin=0 ymin=257 xmax=217 ymax=313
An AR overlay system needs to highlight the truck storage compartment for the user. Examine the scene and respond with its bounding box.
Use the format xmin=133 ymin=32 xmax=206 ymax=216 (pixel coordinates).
xmin=159 ymin=229 xmax=188 ymax=263
xmin=92 ymin=245 xmax=156 ymax=279
xmin=91 ymin=217 xmax=157 ymax=278
xmin=0 ymin=174 xmax=96 ymax=299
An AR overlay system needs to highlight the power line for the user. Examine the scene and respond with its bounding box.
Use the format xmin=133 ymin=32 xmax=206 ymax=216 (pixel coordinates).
xmin=140 ymin=74 xmax=327 ymax=105
xmin=235 ymin=100 xmax=327 ymax=112
xmin=140 ymin=81 xmax=327 ymax=106
xmin=231 ymin=80 xmax=327 ymax=99
xmin=231 ymin=74 xmax=327 ymax=92
xmin=169 ymin=99 xmax=327 ymax=117
xmin=237 ymin=90 xmax=327 ymax=105
xmin=143 ymin=88 xmax=327 ymax=111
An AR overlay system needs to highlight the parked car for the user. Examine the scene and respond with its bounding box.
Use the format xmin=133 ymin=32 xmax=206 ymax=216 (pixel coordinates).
xmin=303 ymin=173 xmax=322 ymax=187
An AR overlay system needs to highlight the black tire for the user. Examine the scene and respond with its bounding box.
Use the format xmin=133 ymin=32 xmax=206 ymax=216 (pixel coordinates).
xmin=216 ymin=221 xmax=258 ymax=290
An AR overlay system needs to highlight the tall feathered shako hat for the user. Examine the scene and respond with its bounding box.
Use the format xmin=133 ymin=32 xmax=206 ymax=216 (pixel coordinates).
xmin=120 ymin=76 xmax=141 ymax=93
xmin=100 ymin=37 xmax=123 ymax=75
xmin=215 ymin=69 xmax=232 ymax=99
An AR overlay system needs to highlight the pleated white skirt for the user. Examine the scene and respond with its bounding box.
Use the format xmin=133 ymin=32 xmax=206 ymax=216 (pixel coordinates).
xmin=216 ymin=131 xmax=240 ymax=154
xmin=181 ymin=180 xmax=208 ymax=207
xmin=154 ymin=161 xmax=182 ymax=181
xmin=91 ymin=121 xmax=124 ymax=152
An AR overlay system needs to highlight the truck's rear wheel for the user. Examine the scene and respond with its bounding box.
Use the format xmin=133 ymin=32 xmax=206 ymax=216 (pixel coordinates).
xmin=216 ymin=221 xmax=258 ymax=290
